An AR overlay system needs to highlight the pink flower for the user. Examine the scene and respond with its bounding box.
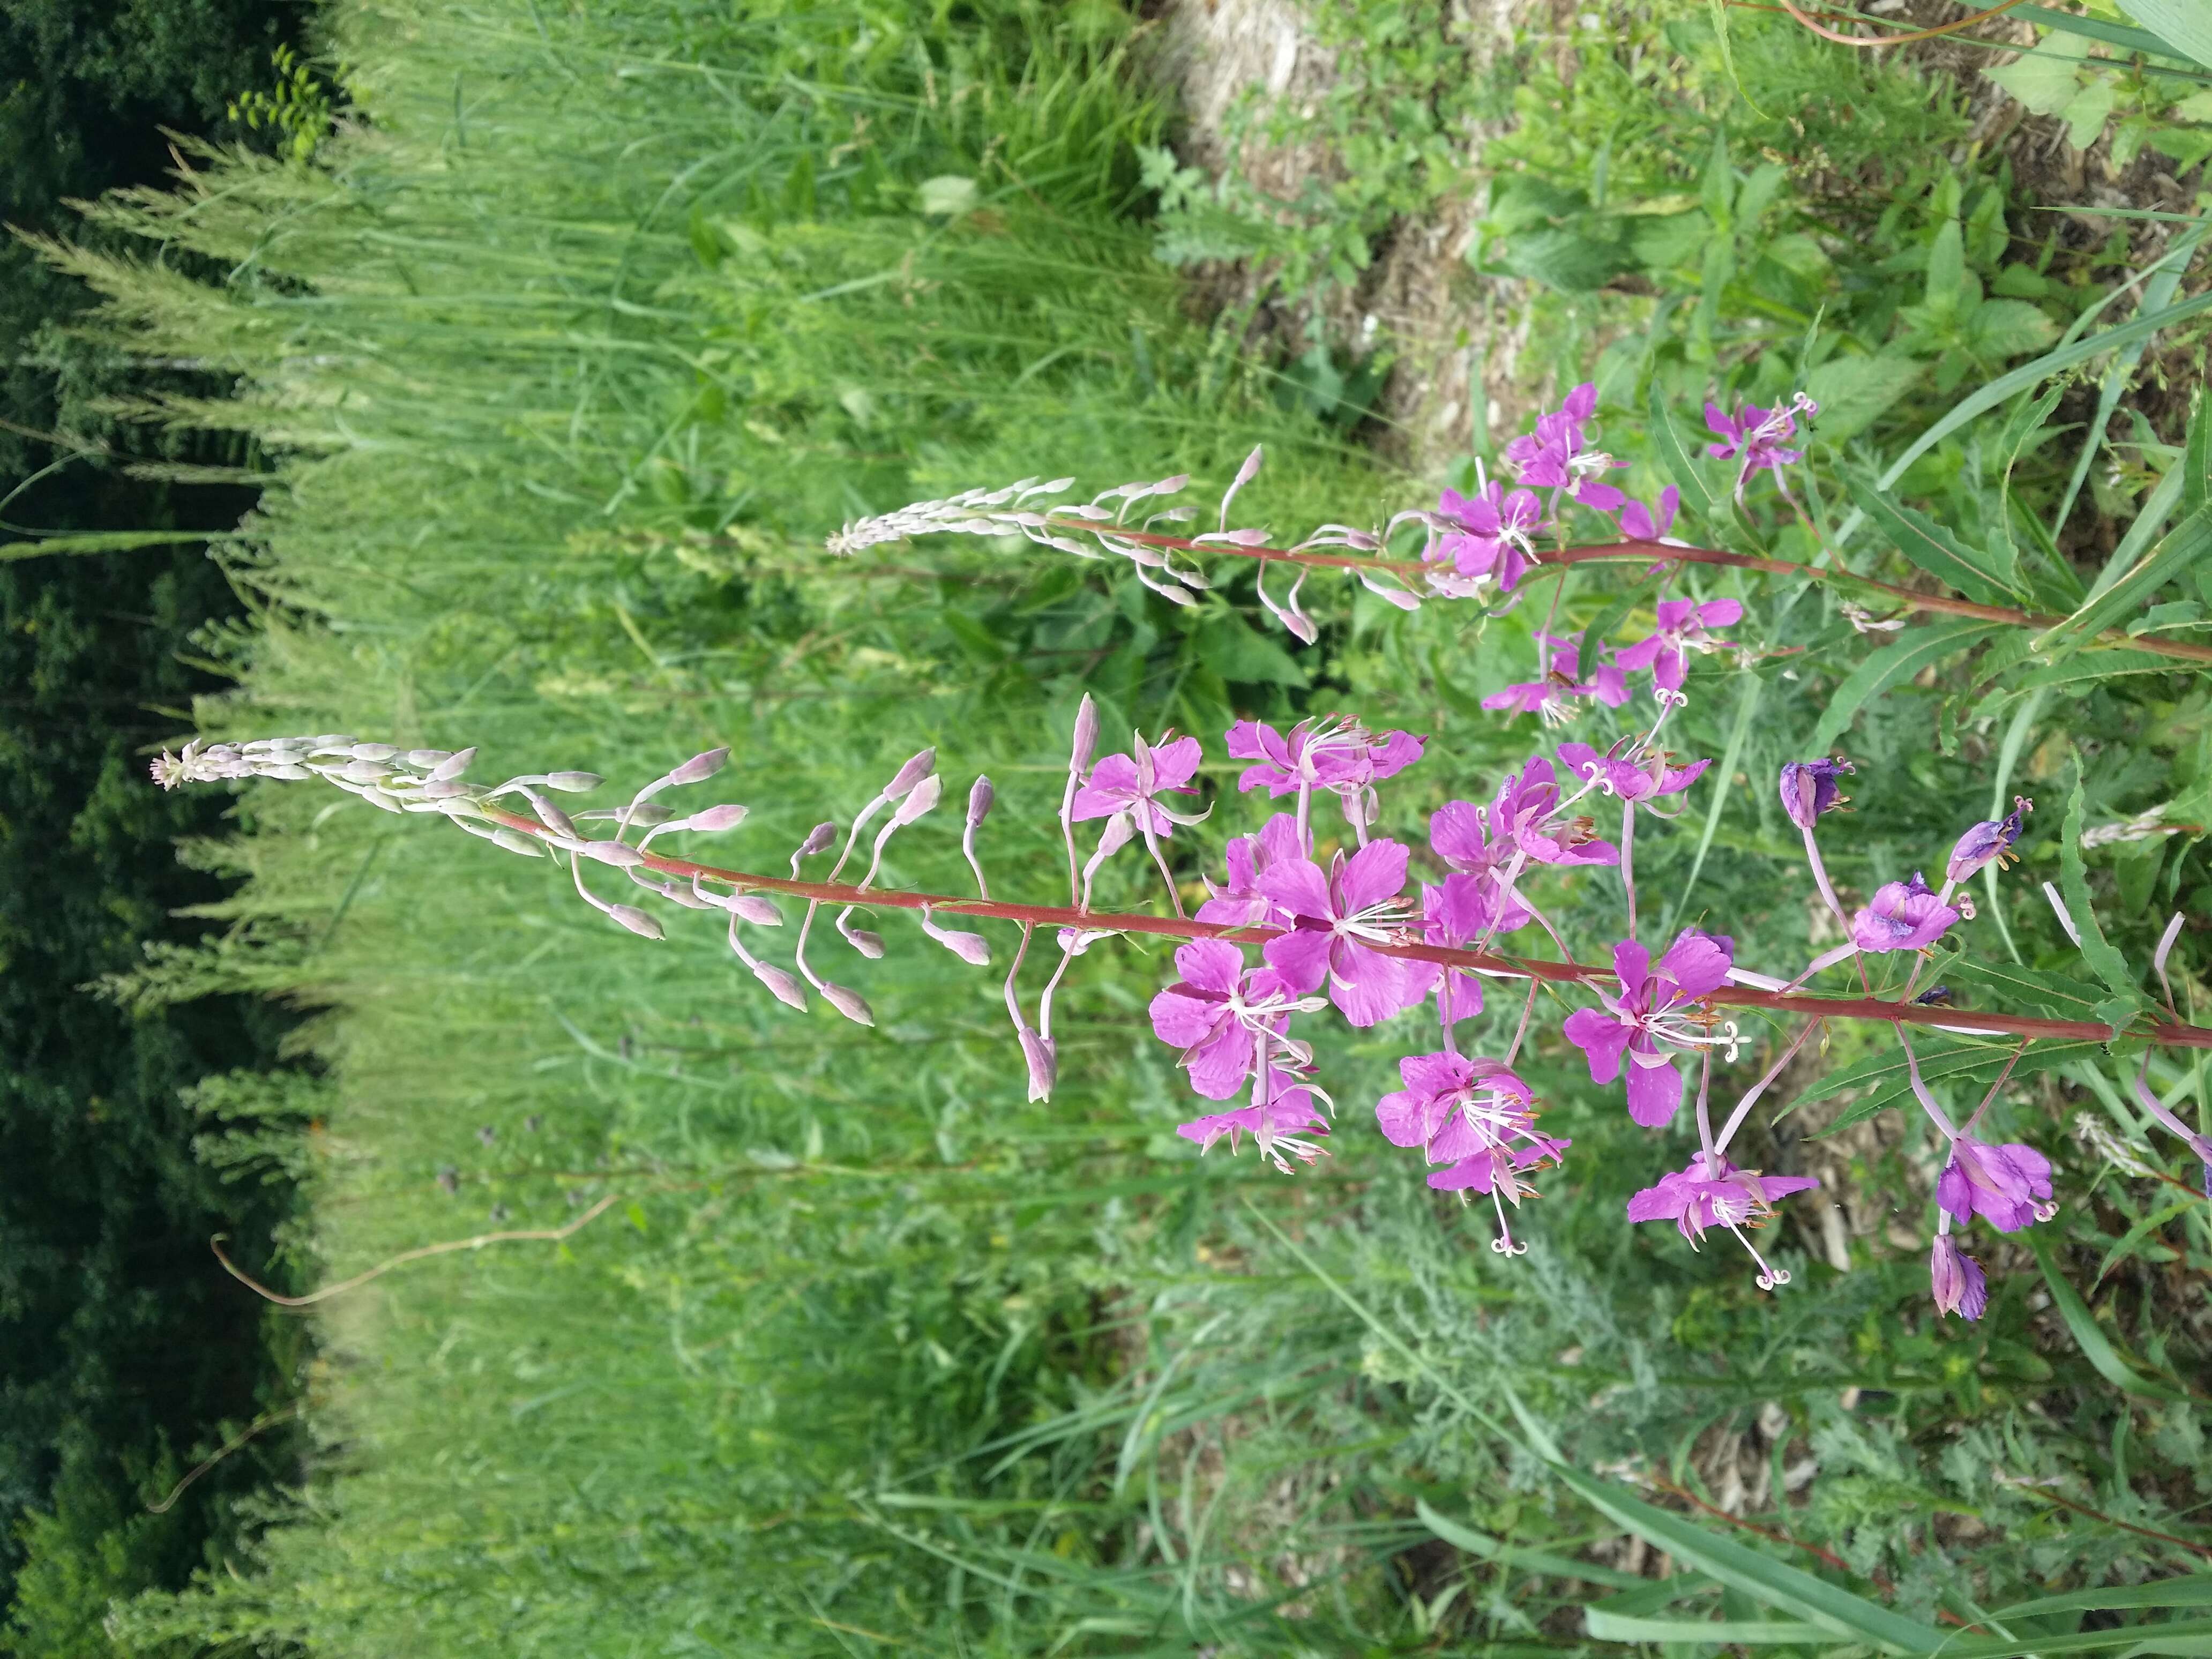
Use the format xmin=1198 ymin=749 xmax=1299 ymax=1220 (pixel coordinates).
xmin=1481 ymin=637 xmax=1630 ymax=725
xmin=1947 ymin=797 xmax=2032 ymax=884
xmin=1504 ymin=383 xmax=1627 ymax=509
xmin=1611 ymin=597 xmax=1744 ymax=694
xmin=1071 ymin=732 xmax=1205 ymax=837
xmin=1430 ymin=757 xmax=1619 ymax=887
xmin=1617 ymin=487 xmax=1680 ymax=542
xmin=1930 ymin=1234 xmax=1987 ymax=1321
xmin=1258 ymin=839 xmax=1428 ymax=1027
xmin=1422 ymin=872 xmax=1519 ymax=1018
xmin=1850 ymin=872 xmax=1958 ymax=954
xmin=1561 ymin=930 xmax=1736 ymax=1127
xmin=1705 ymin=392 xmax=1817 ymax=488
xmin=1178 ymin=1067 xmax=1330 ymax=1172
xmin=1436 ymin=477 xmax=1543 ymax=591
xmin=1374 ymin=1050 xmax=1538 ymax=1164
xmin=1225 ymin=717 xmax=1424 ymax=797
xmin=1147 ymin=938 xmax=1321 ymax=1100
xmin=1196 ymin=813 xmax=1305 ymax=926
xmin=1627 ymin=1150 xmax=1818 ymax=1289
xmin=1937 ymin=1135 xmax=2056 ymax=1234
xmin=1556 ymin=741 xmax=1713 ymax=804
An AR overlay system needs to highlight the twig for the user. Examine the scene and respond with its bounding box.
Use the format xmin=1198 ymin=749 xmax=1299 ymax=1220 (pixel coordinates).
xmin=1998 ymin=1476 xmax=2212 ymax=1562
xmin=210 ymin=1192 xmax=623 ymax=1310
xmin=146 ymin=1403 xmax=304 ymax=1514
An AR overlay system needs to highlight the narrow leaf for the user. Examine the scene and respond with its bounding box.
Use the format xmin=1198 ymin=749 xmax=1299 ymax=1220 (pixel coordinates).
xmin=1649 ymin=376 xmax=1721 ymax=522
xmin=2060 ymin=772 xmax=2147 ymax=1006
xmin=2027 ymin=1231 xmax=2189 ymax=1401
xmin=1809 ymin=621 xmax=1994 ymax=756
xmin=1416 ymin=1501 xmax=1650 ymax=1589
xmin=1586 ymin=1609 xmax=1835 ymax=1644
xmin=2038 ymin=504 xmax=2212 ymax=651
xmin=1845 ymin=474 xmax=2022 ymax=599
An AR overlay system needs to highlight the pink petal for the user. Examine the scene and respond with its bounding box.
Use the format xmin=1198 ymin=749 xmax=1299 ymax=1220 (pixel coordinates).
xmin=1337 ymin=838 xmax=1410 ymax=911
xmin=1625 ymin=1055 xmax=1685 ymax=1127
xmin=1562 ymin=1007 xmax=1630 ymax=1083
xmin=1149 ymin=985 xmax=1221 ymax=1050
xmin=1172 ymin=938 xmax=1246 ymax=996
xmin=1260 ymin=926 xmax=1331 ymax=992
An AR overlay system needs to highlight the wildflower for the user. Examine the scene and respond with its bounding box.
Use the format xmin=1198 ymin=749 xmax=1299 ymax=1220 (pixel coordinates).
xmin=1071 ymin=731 xmax=1206 ymax=837
xmin=1374 ymin=1051 xmax=1538 ymax=1164
xmin=1431 ymin=758 xmax=1619 ymax=887
xmin=1562 ymin=930 xmax=1737 ymax=1127
xmin=1947 ymin=797 xmax=2032 ymax=884
xmin=1481 ymin=636 xmax=1630 ymax=725
xmin=1937 ymin=1135 xmax=2057 ymax=1234
xmin=1503 ymin=382 xmax=1627 ymax=509
xmin=1929 ymin=1233 xmax=1987 ymax=1321
xmin=1226 ymin=716 xmax=1424 ymax=798
xmin=1626 ymin=1150 xmax=1818 ymax=1290
xmin=1850 ymin=873 xmax=1959 ymax=954
xmin=1258 ymin=839 xmax=1428 ymax=1027
xmin=1777 ymin=758 xmax=1854 ymax=833
xmin=1556 ymin=741 xmax=1712 ymax=804
xmin=1148 ymin=939 xmax=1324 ymax=1100
xmin=1617 ymin=486 xmax=1680 ymax=542
xmin=1178 ymin=1067 xmax=1331 ymax=1172
xmin=1611 ymin=597 xmax=1744 ymax=696
xmin=1437 ymin=475 xmax=1543 ymax=591
xmin=1705 ymin=393 xmax=1817 ymax=495
xmin=1422 ymin=872 xmax=1521 ymax=1018
xmin=1195 ymin=813 xmax=1306 ymax=926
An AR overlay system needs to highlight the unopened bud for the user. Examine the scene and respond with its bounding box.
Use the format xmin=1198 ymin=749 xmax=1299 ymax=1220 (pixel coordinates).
xmin=729 ymin=894 xmax=781 ymax=925
xmin=686 ymin=803 xmax=749 ymax=832
xmin=339 ymin=759 xmax=391 ymax=784
xmin=362 ymin=788 xmax=403 ymax=814
xmin=607 ymin=905 xmax=665 ymax=940
xmin=427 ymin=748 xmax=477 ymax=782
xmin=892 ymin=773 xmax=944 ymax=826
xmin=350 ymin=743 xmax=400 ymax=763
xmin=529 ymin=796 xmax=580 ymax=839
xmin=422 ymin=779 xmax=473 ymax=799
xmin=667 ymin=746 xmax=730 ymax=787
xmin=752 ymin=961 xmax=808 ymax=1011
xmin=489 ymin=829 xmax=544 ymax=858
xmin=884 ymin=748 xmax=938 ymax=801
xmin=1071 ymin=695 xmax=1099 ymax=774
xmin=581 ymin=840 xmax=648 ymax=868
xmin=544 ymin=771 xmax=603 ymax=793
xmin=966 ymin=776 xmax=994 ymax=829
xmin=405 ymin=749 xmax=452 ymax=768
xmin=837 ymin=911 xmax=886 ymax=959
xmin=921 ymin=907 xmax=991 ymax=967
xmin=796 ymin=823 xmax=836 ymax=860
xmin=820 ymin=983 xmax=875 ymax=1027
xmin=1019 ymin=1026 xmax=1057 ymax=1102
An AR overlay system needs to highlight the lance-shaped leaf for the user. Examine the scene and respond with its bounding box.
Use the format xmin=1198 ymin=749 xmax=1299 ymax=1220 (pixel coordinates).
xmin=1809 ymin=621 xmax=1994 ymax=755
xmin=1845 ymin=473 xmax=2021 ymax=600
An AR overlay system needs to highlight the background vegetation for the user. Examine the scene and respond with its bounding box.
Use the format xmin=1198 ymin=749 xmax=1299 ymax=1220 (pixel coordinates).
xmin=11 ymin=0 xmax=2212 ymax=1652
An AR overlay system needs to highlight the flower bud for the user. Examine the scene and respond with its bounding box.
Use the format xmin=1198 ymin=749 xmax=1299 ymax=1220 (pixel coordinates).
xmin=921 ymin=906 xmax=990 ymax=966
xmin=1777 ymin=758 xmax=1854 ymax=832
xmin=686 ymin=803 xmax=749 ymax=832
xmin=607 ymin=905 xmax=665 ymax=940
xmin=582 ymin=840 xmax=648 ymax=867
xmin=667 ymin=746 xmax=730 ymax=787
xmin=796 ymin=822 xmax=836 ymax=860
xmin=884 ymin=748 xmax=938 ymax=802
xmin=421 ymin=779 xmax=473 ymax=799
xmin=362 ymin=788 xmax=403 ymax=813
xmin=1071 ymin=694 xmax=1099 ymax=775
xmin=529 ymin=796 xmax=580 ymax=839
xmin=489 ymin=829 xmax=544 ymax=858
xmin=728 ymin=894 xmax=781 ymax=925
xmin=427 ymin=748 xmax=477 ymax=783
xmin=339 ymin=759 xmax=392 ymax=784
xmin=820 ymin=983 xmax=875 ymax=1027
xmin=544 ymin=771 xmax=603 ymax=793
xmin=836 ymin=911 xmax=886 ymax=959
xmin=751 ymin=961 xmax=808 ymax=1011
xmin=966 ymin=776 xmax=994 ymax=829
xmin=350 ymin=743 xmax=400 ymax=763
xmin=892 ymin=773 xmax=944 ymax=826
xmin=1929 ymin=1234 xmax=1986 ymax=1321
xmin=1018 ymin=1026 xmax=1057 ymax=1102
xmin=405 ymin=749 xmax=451 ymax=768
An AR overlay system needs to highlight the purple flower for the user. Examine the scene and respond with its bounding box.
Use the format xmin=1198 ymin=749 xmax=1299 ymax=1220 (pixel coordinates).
xmin=1611 ymin=597 xmax=1744 ymax=694
xmin=1071 ymin=732 xmax=1205 ymax=836
xmin=1930 ymin=1234 xmax=1987 ymax=1321
xmin=1504 ymin=383 xmax=1626 ymax=509
xmin=1705 ymin=392 xmax=1817 ymax=489
xmin=1778 ymin=758 xmax=1854 ymax=833
xmin=1431 ymin=757 xmax=1619 ymax=886
xmin=1850 ymin=872 xmax=1959 ymax=954
xmin=1947 ymin=796 xmax=2032 ymax=884
xmin=1561 ymin=930 xmax=1736 ymax=1127
xmin=1258 ymin=839 xmax=1428 ymax=1027
xmin=1481 ymin=636 xmax=1630 ymax=726
xmin=1178 ymin=1067 xmax=1329 ymax=1171
xmin=1375 ymin=1051 xmax=1538 ymax=1162
xmin=1422 ymin=872 xmax=1521 ymax=1018
xmin=1436 ymin=477 xmax=1543 ymax=591
xmin=1426 ymin=1138 xmax=1571 ymax=1197
xmin=1147 ymin=938 xmax=1319 ymax=1100
xmin=1196 ymin=813 xmax=1305 ymax=926
xmin=1938 ymin=1135 xmax=2056 ymax=1234
xmin=1626 ymin=1150 xmax=1818 ymax=1289
xmin=1225 ymin=717 xmax=1424 ymax=797
xmin=1617 ymin=486 xmax=1680 ymax=542
xmin=1557 ymin=741 xmax=1713 ymax=805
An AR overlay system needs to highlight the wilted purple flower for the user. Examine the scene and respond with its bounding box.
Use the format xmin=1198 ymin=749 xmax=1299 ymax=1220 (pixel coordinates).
xmin=1851 ymin=873 xmax=1959 ymax=954
xmin=1626 ymin=1150 xmax=1818 ymax=1289
xmin=1258 ymin=839 xmax=1427 ymax=1027
xmin=1617 ymin=487 xmax=1680 ymax=542
xmin=1778 ymin=758 xmax=1854 ymax=832
xmin=1071 ymin=732 xmax=1205 ymax=836
xmin=1938 ymin=1135 xmax=2056 ymax=1234
xmin=1148 ymin=939 xmax=1322 ymax=1100
xmin=1225 ymin=717 xmax=1424 ymax=798
xmin=1562 ymin=930 xmax=1737 ymax=1127
xmin=1481 ymin=637 xmax=1630 ymax=726
xmin=1556 ymin=742 xmax=1712 ymax=804
xmin=1705 ymin=392 xmax=1817 ymax=492
xmin=1930 ymin=1232 xmax=1987 ymax=1321
xmin=1435 ymin=476 xmax=1543 ymax=591
xmin=1611 ymin=597 xmax=1744 ymax=694
xmin=1178 ymin=1067 xmax=1330 ymax=1171
xmin=1947 ymin=797 xmax=2032 ymax=884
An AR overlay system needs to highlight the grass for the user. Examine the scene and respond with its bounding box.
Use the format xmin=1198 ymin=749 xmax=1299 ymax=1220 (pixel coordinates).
xmin=39 ymin=0 xmax=2212 ymax=1652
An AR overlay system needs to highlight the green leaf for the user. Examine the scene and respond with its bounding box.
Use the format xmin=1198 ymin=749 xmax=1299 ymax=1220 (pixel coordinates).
xmin=1193 ymin=613 xmax=1309 ymax=687
xmin=1985 ymin=44 xmax=2086 ymax=116
xmin=2094 ymin=1197 xmax=2193 ymax=1286
xmin=1926 ymin=219 xmax=1967 ymax=310
xmin=2118 ymin=0 xmax=2212 ymax=70
xmin=1993 ymin=1577 xmax=2212 ymax=1619
xmin=1996 ymin=647 xmax=2180 ymax=704
xmin=1585 ymin=1608 xmax=1835 ymax=1644
xmin=2185 ymin=387 xmax=2209 ymax=519
xmin=1805 ymin=354 xmax=1925 ymax=445
xmin=1648 ymin=376 xmax=1722 ymax=522
xmin=1943 ymin=959 xmax=2112 ymax=1020
xmin=1967 ymin=297 xmax=2061 ymax=361
xmin=1844 ymin=474 xmax=2022 ymax=600
xmin=2016 ymin=3 xmax=2195 ymax=60
xmin=2062 ymin=73 xmax=2119 ymax=148
xmin=2037 ymin=504 xmax=2212 ymax=651
xmin=2061 ymin=771 xmax=2149 ymax=1007
xmin=1544 ymin=1460 xmax=1947 ymax=1653
xmin=1937 ymin=1619 xmax=2212 ymax=1659
xmin=1415 ymin=1501 xmax=1650 ymax=1589
xmin=1792 ymin=1040 xmax=2106 ymax=1134
xmin=2027 ymin=1231 xmax=2190 ymax=1401
xmin=1808 ymin=621 xmax=1994 ymax=756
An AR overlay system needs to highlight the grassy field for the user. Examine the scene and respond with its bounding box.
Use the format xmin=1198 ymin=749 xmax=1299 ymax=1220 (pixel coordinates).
xmin=42 ymin=0 xmax=2212 ymax=1652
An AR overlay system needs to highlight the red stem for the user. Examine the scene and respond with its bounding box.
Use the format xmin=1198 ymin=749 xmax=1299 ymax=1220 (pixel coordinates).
xmin=487 ymin=809 xmax=2212 ymax=1050
xmin=1042 ymin=521 xmax=2212 ymax=668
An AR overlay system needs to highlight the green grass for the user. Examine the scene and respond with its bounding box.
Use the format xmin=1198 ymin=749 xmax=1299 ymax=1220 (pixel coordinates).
xmin=39 ymin=0 xmax=2212 ymax=1653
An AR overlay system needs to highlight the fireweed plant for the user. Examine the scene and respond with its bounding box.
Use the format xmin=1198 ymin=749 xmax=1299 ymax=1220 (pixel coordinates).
xmin=161 ymin=386 xmax=2212 ymax=1322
